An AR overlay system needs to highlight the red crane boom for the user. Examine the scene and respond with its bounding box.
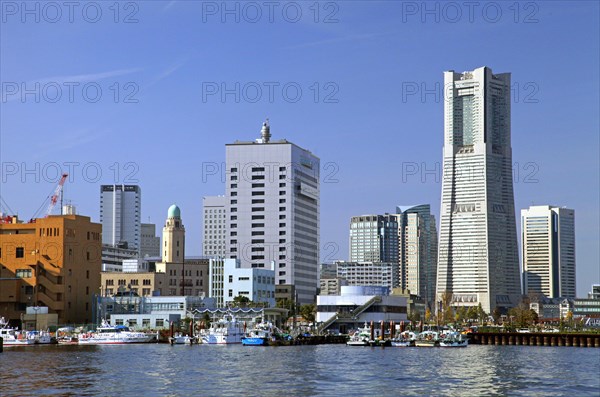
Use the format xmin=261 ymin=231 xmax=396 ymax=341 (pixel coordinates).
xmin=45 ymin=173 xmax=68 ymax=217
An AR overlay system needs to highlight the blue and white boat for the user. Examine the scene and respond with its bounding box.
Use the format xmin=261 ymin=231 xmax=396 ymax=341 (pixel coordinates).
xmin=241 ymin=322 xmax=275 ymax=346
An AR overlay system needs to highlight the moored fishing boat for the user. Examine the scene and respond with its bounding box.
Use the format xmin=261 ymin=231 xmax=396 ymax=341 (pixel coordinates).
xmin=78 ymin=321 xmax=157 ymax=345
xmin=390 ymin=331 xmax=416 ymax=347
xmin=415 ymin=330 xmax=440 ymax=347
xmin=346 ymin=325 xmax=371 ymax=347
xmin=169 ymin=332 xmax=199 ymax=345
xmin=28 ymin=330 xmax=55 ymax=344
xmin=241 ymin=322 xmax=276 ymax=346
xmin=0 ymin=317 xmax=35 ymax=346
xmin=201 ymin=314 xmax=245 ymax=344
xmin=439 ymin=331 xmax=468 ymax=347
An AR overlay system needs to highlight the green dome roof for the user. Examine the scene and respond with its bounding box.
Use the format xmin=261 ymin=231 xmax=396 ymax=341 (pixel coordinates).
xmin=168 ymin=204 xmax=181 ymax=218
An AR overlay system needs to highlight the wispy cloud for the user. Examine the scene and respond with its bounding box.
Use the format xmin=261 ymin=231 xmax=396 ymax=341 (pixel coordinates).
xmin=36 ymin=68 xmax=141 ymax=85
xmin=144 ymin=58 xmax=188 ymax=90
xmin=31 ymin=127 xmax=108 ymax=159
xmin=163 ymin=0 xmax=178 ymax=12
xmin=1 ymin=68 xmax=141 ymax=102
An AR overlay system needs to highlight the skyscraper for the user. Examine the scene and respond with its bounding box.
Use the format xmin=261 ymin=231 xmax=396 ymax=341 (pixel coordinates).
xmin=436 ymin=66 xmax=521 ymax=314
xmin=140 ymin=223 xmax=160 ymax=258
xmin=202 ymin=195 xmax=226 ymax=257
xmin=396 ymin=204 xmax=438 ymax=306
xmin=522 ymin=205 xmax=576 ymax=298
xmin=100 ymin=185 xmax=141 ymax=251
xmin=225 ymin=120 xmax=320 ymax=304
xmin=349 ymin=214 xmax=399 ymax=263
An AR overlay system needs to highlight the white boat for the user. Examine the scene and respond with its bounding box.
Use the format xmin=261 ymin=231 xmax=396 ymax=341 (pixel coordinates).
xmin=346 ymin=323 xmax=371 ymax=347
xmin=415 ymin=330 xmax=440 ymax=347
xmin=0 ymin=317 xmax=35 ymax=346
xmin=241 ymin=322 xmax=278 ymax=346
xmin=78 ymin=321 xmax=157 ymax=345
xmin=439 ymin=332 xmax=469 ymax=347
xmin=27 ymin=330 xmax=54 ymax=344
xmin=390 ymin=331 xmax=416 ymax=347
xmin=169 ymin=332 xmax=199 ymax=345
xmin=201 ymin=314 xmax=246 ymax=344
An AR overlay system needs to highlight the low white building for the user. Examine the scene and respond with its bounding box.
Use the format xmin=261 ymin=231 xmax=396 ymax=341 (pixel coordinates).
xmin=316 ymin=286 xmax=407 ymax=334
xmin=123 ymin=258 xmax=150 ymax=273
xmin=101 ymin=295 xmax=216 ymax=329
xmin=210 ymin=258 xmax=275 ymax=307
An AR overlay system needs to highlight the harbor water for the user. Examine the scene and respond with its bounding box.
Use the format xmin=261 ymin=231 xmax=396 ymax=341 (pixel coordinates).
xmin=1 ymin=344 xmax=599 ymax=396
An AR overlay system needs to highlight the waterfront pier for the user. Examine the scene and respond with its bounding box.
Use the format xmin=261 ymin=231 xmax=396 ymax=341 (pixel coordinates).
xmin=470 ymin=332 xmax=600 ymax=347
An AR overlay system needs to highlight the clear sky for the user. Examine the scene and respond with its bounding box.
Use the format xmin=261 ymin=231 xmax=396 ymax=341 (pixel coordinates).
xmin=1 ymin=1 xmax=598 ymax=296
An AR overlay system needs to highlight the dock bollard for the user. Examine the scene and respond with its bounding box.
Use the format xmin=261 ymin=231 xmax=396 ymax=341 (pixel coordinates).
xmin=0 ymin=336 xmax=3 ymax=353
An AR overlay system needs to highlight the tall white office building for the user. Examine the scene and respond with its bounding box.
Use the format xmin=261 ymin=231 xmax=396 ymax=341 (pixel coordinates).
xmin=100 ymin=185 xmax=141 ymax=251
xmin=436 ymin=66 xmax=521 ymax=314
xmin=522 ymin=205 xmax=576 ymax=298
xmin=203 ymin=196 xmax=227 ymax=257
xmin=225 ymin=120 xmax=320 ymax=304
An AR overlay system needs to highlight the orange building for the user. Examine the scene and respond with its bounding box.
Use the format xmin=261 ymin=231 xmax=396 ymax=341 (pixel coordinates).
xmin=0 ymin=214 xmax=101 ymax=324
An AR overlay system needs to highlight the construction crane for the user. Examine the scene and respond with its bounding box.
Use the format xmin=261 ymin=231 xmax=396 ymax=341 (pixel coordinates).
xmin=45 ymin=173 xmax=69 ymax=217
xmin=29 ymin=173 xmax=69 ymax=222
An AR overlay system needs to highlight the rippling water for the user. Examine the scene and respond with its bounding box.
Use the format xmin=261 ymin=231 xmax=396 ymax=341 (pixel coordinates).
xmin=1 ymin=344 xmax=599 ymax=396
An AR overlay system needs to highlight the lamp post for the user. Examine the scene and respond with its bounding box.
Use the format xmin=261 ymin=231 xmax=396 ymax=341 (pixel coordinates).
xmin=33 ymin=306 xmax=40 ymax=331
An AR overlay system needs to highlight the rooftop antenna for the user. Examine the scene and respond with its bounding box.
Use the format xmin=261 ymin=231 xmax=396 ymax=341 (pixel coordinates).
xmin=260 ymin=118 xmax=270 ymax=143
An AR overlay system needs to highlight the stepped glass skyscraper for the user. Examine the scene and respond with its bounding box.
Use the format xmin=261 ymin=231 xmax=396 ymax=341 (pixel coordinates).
xmin=436 ymin=67 xmax=521 ymax=314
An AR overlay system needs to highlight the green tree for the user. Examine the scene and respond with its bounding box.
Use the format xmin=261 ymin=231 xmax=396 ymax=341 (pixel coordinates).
xmin=508 ymin=303 xmax=534 ymax=328
xmin=456 ymin=306 xmax=467 ymax=325
xmin=492 ymin=307 xmax=502 ymax=324
xmin=439 ymin=291 xmax=454 ymax=325
xmin=408 ymin=310 xmax=421 ymax=323
xmin=203 ymin=312 xmax=211 ymax=328
xmin=466 ymin=306 xmax=478 ymax=323
xmin=299 ymin=304 xmax=316 ymax=324
xmin=530 ymin=309 xmax=539 ymax=325
xmin=233 ymin=295 xmax=250 ymax=306
xmin=566 ymin=311 xmax=574 ymax=328
xmin=476 ymin=303 xmax=488 ymax=325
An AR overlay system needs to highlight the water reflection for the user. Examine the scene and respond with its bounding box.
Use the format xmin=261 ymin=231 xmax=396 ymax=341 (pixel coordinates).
xmin=0 ymin=345 xmax=598 ymax=396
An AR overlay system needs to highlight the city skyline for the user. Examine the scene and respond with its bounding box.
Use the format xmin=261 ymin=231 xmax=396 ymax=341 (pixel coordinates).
xmin=1 ymin=2 xmax=598 ymax=297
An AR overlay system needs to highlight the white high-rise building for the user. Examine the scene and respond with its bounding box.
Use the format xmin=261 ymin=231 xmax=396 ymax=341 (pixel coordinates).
xmin=202 ymin=196 xmax=226 ymax=257
xmin=522 ymin=205 xmax=576 ymax=298
xmin=100 ymin=185 xmax=141 ymax=251
xmin=225 ymin=120 xmax=320 ymax=304
xmin=436 ymin=66 xmax=521 ymax=313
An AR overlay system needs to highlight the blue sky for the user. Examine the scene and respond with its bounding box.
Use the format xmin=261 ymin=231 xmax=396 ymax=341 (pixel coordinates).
xmin=1 ymin=1 xmax=598 ymax=296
